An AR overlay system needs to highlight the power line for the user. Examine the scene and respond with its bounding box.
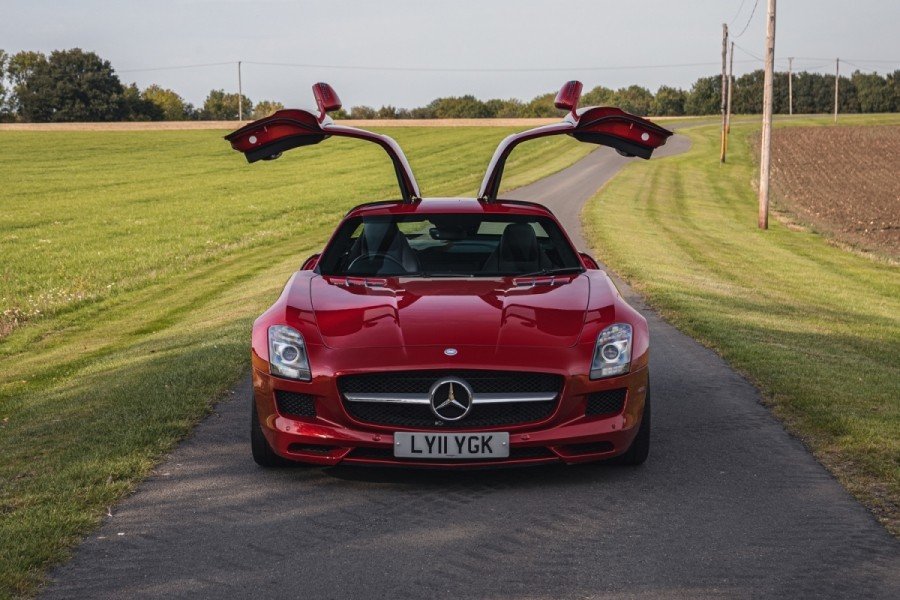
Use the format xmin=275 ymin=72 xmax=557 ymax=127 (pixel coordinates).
xmin=734 ymin=0 xmax=760 ymax=38
xmin=114 ymin=56 xmax=894 ymax=77
xmin=842 ymin=61 xmax=878 ymax=74
xmin=241 ymin=59 xmax=759 ymax=73
xmin=733 ymin=43 xmax=764 ymax=62
xmin=729 ymin=0 xmax=748 ymax=27
xmin=790 ymin=57 xmax=898 ymax=63
xmin=118 ymin=61 xmax=235 ymax=73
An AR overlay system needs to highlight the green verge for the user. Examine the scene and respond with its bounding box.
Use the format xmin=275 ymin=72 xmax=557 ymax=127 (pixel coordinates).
xmin=0 ymin=127 xmax=594 ymax=598
xmin=583 ymin=113 xmax=900 ymax=535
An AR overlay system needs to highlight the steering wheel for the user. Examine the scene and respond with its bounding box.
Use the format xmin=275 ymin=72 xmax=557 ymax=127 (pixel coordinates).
xmin=347 ymin=253 xmax=409 ymax=275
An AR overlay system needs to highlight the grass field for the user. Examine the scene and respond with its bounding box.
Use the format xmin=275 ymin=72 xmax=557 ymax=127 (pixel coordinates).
xmin=0 ymin=127 xmax=595 ymax=597
xmin=583 ymin=114 xmax=900 ymax=534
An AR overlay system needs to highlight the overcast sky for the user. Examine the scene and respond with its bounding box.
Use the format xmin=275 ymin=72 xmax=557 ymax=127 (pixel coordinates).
xmin=3 ymin=0 xmax=898 ymax=109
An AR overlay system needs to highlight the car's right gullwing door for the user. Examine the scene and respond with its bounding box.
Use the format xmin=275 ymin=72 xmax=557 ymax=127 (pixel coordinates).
xmin=478 ymin=80 xmax=674 ymax=202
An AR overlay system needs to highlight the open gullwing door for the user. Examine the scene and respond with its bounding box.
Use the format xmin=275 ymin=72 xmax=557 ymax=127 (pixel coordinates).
xmin=225 ymin=83 xmax=421 ymax=202
xmin=478 ymin=80 xmax=673 ymax=202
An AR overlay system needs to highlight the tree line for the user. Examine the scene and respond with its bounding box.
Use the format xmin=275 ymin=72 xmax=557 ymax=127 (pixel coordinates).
xmin=1 ymin=48 xmax=897 ymax=122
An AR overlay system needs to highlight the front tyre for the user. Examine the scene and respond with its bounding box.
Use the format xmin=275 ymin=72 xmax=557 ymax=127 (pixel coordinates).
xmin=616 ymin=388 xmax=651 ymax=466
xmin=250 ymin=398 xmax=290 ymax=467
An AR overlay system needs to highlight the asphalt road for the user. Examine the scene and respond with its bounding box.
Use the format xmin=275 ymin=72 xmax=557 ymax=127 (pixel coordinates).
xmin=44 ymin=136 xmax=899 ymax=599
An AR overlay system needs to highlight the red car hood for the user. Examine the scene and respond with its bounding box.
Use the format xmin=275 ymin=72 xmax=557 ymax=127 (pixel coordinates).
xmin=310 ymin=275 xmax=590 ymax=349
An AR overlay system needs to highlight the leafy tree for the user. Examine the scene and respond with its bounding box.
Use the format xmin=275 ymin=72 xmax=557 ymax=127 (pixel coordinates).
xmin=521 ymin=92 xmax=564 ymax=118
xmin=408 ymin=105 xmax=436 ymax=119
xmin=887 ymin=70 xmax=900 ymax=111
xmin=349 ymin=105 xmax=377 ymax=119
xmin=14 ymin=49 xmax=129 ymax=121
xmin=201 ymin=89 xmax=252 ymax=120
xmin=486 ymin=98 xmax=524 ymax=118
xmin=685 ymin=75 xmax=720 ymax=115
xmin=121 ymin=83 xmax=163 ymax=121
xmin=251 ymin=100 xmax=284 ymax=119
xmin=376 ymin=105 xmax=400 ymax=119
xmin=581 ymin=85 xmax=616 ymax=107
xmin=427 ymin=95 xmax=492 ymax=118
xmin=851 ymin=71 xmax=891 ymax=113
xmin=6 ymin=50 xmax=45 ymax=91
xmin=613 ymin=85 xmax=654 ymax=115
xmin=143 ymin=85 xmax=191 ymax=120
xmin=0 ymin=49 xmax=8 ymax=119
xmin=791 ymin=71 xmax=831 ymax=114
xmin=652 ymin=85 xmax=686 ymax=116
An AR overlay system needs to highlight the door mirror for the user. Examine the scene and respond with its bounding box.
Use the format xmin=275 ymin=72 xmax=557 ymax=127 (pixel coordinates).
xmin=301 ymin=254 xmax=321 ymax=271
xmin=579 ymin=252 xmax=599 ymax=270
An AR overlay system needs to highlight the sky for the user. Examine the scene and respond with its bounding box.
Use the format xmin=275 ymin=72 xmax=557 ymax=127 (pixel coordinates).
xmin=2 ymin=0 xmax=898 ymax=109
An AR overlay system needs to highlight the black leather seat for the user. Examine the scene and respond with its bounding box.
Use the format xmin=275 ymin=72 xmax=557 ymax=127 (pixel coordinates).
xmin=349 ymin=222 xmax=419 ymax=274
xmin=482 ymin=223 xmax=549 ymax=273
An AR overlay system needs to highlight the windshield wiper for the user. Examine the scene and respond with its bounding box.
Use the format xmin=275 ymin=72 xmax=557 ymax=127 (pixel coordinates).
xmin=515 ymin=266 xmax=585 ymax=278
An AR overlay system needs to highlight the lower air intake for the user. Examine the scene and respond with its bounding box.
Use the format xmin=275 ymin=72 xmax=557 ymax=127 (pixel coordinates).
xmin=275 ymin=390 xmax=316 ymax=418
xmin=585 ymin=388 xmax=627 ymax=416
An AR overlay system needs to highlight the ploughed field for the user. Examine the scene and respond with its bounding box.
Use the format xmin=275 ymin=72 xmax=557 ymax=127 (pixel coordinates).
xmin=584 ymin=115 xmax=900 ymax=535
xmin=768 ymin=125 xmax=900 ymax=258
xmin=0 ymin=127 xmax=594 ymax=597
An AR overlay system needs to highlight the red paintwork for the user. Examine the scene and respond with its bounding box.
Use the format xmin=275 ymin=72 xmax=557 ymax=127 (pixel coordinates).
xmin=554 ymin=80 xmax=583 ymax=112
xmin=228 ymin=81 xmax=664 ymax=468
xmin=478 ymin=82 xmax=674 ymax=201
xmin=312 ymin=82 xmax=342 ymax=120
xmin=247 ymin=198 xmax=649 ymax=468
xmin=224 ymin=84 xmax=421 ymax=201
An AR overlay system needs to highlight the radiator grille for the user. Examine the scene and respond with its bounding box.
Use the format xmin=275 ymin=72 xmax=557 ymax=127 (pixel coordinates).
xmin=339 ymin=370 xmax=562 ymax=429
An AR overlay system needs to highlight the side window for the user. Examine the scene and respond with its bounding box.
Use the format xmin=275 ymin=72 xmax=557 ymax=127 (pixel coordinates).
xmin=396 ymin=220 xmax=430 ymax=238
xmin=476 ymin=221 xmax=508 ymax=236
xmin=348 ymin=222 xmax=364 ymax=242
xmin=476 ymin=221 xmax=548 ymax=237
xmin=531 ymin=222 xmax=549 ymax=238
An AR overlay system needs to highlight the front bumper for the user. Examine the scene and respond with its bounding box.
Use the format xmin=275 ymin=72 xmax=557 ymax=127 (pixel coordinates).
xmin=251 ymin=356 xmax=649 ymax=468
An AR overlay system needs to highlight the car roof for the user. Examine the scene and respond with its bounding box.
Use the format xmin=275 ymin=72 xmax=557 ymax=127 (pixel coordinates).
xmin=345 ymin=198 xmax=557 ymax=219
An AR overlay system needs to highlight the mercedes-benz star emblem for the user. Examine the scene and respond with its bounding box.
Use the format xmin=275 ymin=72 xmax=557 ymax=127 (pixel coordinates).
xmin=429 ymin=377 xmax=473 ymax=421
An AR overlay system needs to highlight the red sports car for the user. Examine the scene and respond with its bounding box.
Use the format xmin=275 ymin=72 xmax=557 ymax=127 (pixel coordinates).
xmin=226 ymin=81 xmax=672 ymax=468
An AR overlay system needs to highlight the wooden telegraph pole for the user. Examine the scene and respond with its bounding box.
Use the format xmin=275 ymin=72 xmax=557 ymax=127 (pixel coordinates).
xmin=787 ymin=57 xmax=793 ymax=115
xmin=758 ymin=0 xmax=777 ymax=230
xmin=720 ymin=23 xmax=729 ymax=162
xmin=834 ymin=58 xmax=840 ymax=123
xmin=726 ymin=41 xmax=735 ymax=134
xmin=237 ymin=61 xmax=244 ymax=123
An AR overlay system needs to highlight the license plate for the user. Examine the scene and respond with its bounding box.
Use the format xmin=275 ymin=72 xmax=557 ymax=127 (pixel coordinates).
xmin=393 ymin=432 xmax=509 ymax=459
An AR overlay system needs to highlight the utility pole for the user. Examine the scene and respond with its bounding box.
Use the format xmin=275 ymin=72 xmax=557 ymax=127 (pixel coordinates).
xmin=720 ymin=23 xmax=729 ymax=162
xmin=237 ymin=61 xmax=243 ymax=122
xmin=788 ymin=57 xmax=793 ymax=115
xmin=726 ymin=41 xmax=735 ymax=134
xmin=758 ymin=0 xmax=776 ymax=230
xmin=834 ymin=58 xmax=840 ymax=124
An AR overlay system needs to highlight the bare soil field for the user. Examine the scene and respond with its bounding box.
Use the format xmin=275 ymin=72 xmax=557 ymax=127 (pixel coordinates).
xmin=768 ymin=125 xmax=900 ymax=258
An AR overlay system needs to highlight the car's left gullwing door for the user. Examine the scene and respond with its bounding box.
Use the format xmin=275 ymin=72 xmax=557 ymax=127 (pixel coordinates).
xmin=225 ymin=83 xmax=421 ymax=202
xmin=478 ymin=80 xmax=674 ymax=202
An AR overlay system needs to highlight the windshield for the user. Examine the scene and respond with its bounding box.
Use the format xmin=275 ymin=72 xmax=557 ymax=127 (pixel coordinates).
xmin=317 ymin=213 xmax=582 ymax=277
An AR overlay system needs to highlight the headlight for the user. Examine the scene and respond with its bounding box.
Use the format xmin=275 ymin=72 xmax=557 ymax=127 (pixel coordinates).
xmin=590 ymin=323 xmax=632 ymax=379
xmin=268 ymin=325 xmax=311 ymax=381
